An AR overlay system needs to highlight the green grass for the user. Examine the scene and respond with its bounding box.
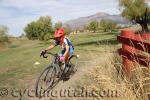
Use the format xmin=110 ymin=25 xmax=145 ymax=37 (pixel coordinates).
xmin=0 ymin=32 xmax=119 ymax=88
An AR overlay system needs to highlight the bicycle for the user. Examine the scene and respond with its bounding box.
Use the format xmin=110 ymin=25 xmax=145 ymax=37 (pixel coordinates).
xmin=35 ymin=51 xmax=78 ymax=97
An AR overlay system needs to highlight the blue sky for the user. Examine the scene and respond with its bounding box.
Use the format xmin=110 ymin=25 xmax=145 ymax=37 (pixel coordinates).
xmin=0 ymin=0 xmax=149 ymax=36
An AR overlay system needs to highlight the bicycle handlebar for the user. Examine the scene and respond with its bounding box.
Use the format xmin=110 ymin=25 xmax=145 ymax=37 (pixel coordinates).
xmin=40 ymin=51 xmax=58 ymax=58
xmin=40 ymin=50 xmax=47 ymax=58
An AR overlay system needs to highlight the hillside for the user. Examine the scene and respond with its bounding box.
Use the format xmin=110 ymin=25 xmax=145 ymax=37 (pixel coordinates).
xmin=63 ymin=12 xmax=131 ymax=30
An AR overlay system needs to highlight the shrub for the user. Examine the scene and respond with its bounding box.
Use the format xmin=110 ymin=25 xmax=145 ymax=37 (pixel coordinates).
xmin=0 ymin=25 xmax=9 ymax=43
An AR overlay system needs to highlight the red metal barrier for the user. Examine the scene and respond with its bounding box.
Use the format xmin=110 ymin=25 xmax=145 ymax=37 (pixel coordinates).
xmin=117 ymin=29 xmax=150 ymax=75
xmin=121 ymin=29 xmax=135 ymax=74
xmin=135 ymin=33 xmax=150 ymax=41
xmin=117 ymin=36 xmax=150 ymax=53
xmin=118 ymin=48 xmax=150 ymax=67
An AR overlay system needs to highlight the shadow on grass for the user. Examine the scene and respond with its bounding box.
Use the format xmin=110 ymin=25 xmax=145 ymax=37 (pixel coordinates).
xmin=75 ymin=38 xmax=118 ymax=46
xmin=81 ymin=32 xmax=119 ymax=38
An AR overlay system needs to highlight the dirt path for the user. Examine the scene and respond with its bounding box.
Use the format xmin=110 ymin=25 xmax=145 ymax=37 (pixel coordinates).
xmin=25 ymin=53 xmax=113 ymax=100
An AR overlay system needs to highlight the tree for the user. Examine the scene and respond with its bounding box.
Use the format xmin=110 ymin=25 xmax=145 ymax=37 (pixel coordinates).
xmin=100 ymin=19 xmax=117 ymax=32
xmin=24 ymin=16 xmax=53 ymax=40
xmin=87 ymin=20 xmax=99 ymax=33
xmin=109 ymin=21 xmax=117 ymax=32
xmin=119 ymin=0 xmax=150 ymax=32
xmin=19 ymin=33 xmax=26 ymax=38
xmin=0 ymin=25 xmax=8 ymax=35
xmin=54 ymin=21 xmax=62 ymax=30
xmin=0 ymin=25 xmax=9 ymax=43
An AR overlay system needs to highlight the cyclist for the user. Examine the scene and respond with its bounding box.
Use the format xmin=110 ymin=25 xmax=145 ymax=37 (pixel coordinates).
xmin=41 ymin=27 xmax=74 ymax=67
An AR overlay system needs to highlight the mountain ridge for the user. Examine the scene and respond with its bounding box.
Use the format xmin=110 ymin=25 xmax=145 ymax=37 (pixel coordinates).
xmin=63 ymin=12 xmax=130 ymax=30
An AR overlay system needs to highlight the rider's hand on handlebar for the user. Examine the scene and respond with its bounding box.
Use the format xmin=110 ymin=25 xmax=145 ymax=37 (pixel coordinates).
xmin=40 ymin=49 xmax=46 ymax=53
xmin=40 ymin=49 xmax=47 ymax=57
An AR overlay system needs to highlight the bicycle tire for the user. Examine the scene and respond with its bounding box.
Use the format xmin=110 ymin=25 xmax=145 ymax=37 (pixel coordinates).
xmin=68 ymin=55 xmax=78 ymax=75
xmin=35 ymin=65 xmax=56 ymax=98
xmin=69 ymin=55 xmax=78 ymax=67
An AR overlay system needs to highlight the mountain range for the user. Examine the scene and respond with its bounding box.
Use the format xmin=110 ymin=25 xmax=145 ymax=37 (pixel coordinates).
xmin=63 ymin=12 xmax=131 ymax=30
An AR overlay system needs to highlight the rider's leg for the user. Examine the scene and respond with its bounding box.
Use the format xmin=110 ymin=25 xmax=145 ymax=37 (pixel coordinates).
xmin=64 ymin=47 xmax=74 ymax=68
xmin=61 ymin=48 xmax=74 ymax=80
xmin=61 ymin=47 xmax=74 ymax=69
xmin=65 ymin=51 xmax=69 ymax=63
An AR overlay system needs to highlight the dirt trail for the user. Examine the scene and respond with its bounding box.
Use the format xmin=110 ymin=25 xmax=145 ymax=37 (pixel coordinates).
xmin=25 ymin=52 xmax=113 ymax=100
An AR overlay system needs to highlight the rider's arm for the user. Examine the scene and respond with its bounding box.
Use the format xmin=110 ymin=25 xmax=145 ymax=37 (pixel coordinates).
xmin=45 ymin=39 xmax=59 ymax=51
xmin=45 ymin=44 xmax=55 ymax=51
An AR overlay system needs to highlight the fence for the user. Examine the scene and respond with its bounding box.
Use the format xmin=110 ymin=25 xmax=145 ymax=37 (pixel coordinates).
xmin=117 ymin=29 xmax=150 ymax=100
xmin=117 ymin=29 xmax=150 ymax=74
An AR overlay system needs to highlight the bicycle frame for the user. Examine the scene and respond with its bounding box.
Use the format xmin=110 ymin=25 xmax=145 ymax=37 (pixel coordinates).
xmin=36 ymin=51 xmax=78 ymax=97
xmin=40 ymin=51 xmax=77 ymax=79
xmin=50 ymin=54 xmax=63 ymax=76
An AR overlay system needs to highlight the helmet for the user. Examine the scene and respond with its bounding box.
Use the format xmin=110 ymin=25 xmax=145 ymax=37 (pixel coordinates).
xmin=54 ymin=28 xmax=65 ymax=38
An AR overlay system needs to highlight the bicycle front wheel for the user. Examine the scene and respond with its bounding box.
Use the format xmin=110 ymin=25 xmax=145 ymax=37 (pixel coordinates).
xmin=35 ymin=65 xmax=56 ymax=98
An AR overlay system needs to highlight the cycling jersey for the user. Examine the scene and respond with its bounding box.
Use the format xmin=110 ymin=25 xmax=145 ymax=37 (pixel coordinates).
xmin=53 ymin=37 xmax=74 ymax=56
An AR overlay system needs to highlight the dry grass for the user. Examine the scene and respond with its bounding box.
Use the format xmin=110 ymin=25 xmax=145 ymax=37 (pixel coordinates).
xmin=72 ymin=42 xmax=150 ymax=100
xmin=78 ymin=54 xmax=150 ymax=100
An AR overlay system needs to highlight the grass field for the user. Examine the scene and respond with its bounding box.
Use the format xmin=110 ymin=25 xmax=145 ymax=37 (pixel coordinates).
xmin=0 ymin=32 xmax=118 ymax=87
xmin=0 ymin=31 xmax=149 ymax=100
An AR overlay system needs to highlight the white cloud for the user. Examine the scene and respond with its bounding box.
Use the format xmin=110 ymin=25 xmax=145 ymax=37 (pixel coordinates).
xmin=0 ymin=16 xmax=39 ymax=36
xmin=0 ymin=0 xmax=120 ymax=36
xmin=0 ymin=9 xmax=13 ymax=18
xmin=1 ymin=0 xmax=59 ymax=9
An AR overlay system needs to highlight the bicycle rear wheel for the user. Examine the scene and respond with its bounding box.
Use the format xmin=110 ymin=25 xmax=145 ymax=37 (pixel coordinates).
xmin=68 ymin=55 xmax=78 ymax=74
xmin=35 ymin=65 xmax=56 ymax=97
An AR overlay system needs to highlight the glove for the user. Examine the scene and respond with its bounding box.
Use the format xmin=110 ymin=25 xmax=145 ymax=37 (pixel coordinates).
xmin=59 ymin=56 xmax=65 ymax=62
xmin=40 ymin=50 xmax=47 ymax=57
